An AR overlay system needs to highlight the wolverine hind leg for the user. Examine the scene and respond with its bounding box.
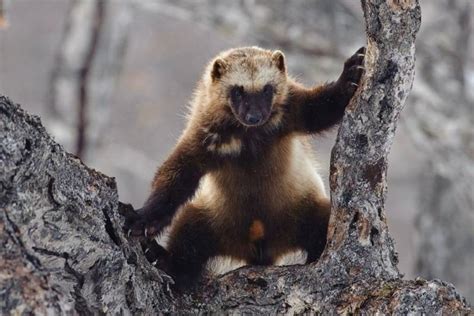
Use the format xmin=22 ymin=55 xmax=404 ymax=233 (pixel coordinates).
xmin=296 ymin=196 xmax=331 ymax=263
xmin=165 ymin=204 xmax=218 ymax=289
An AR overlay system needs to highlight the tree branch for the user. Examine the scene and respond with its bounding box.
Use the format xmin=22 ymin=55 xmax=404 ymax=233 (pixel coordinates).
xmin=0 ymin=0 xmax=471 ymax=314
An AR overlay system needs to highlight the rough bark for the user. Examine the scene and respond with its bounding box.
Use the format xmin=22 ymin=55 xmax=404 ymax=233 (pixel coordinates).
xmin=0 ymin=98 xmax=175 ymax=314
xmin=0 ymin=0 xmax=472 ymax=314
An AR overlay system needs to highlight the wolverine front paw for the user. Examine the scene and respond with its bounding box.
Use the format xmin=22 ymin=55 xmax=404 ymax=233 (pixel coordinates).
xmin=123 ymin=208 xmax=170 ymax=238
xmin=141 ymin=239 xmax=168 ymax=266
xmin=337 ymin=46 xmax=366 ymax=95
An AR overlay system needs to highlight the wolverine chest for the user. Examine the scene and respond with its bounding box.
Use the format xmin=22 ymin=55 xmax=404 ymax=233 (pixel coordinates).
xmin=193 ymin=140 xmax=324 ymax=213
xmin=203 ymin=125 xmax=282 ymax=161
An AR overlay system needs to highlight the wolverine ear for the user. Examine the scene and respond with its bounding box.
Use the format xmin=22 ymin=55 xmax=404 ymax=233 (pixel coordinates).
xmin=211 ymin=58 xmax=227 ymax=81
xmin=272 ymin=50 xmax=286 ymax=73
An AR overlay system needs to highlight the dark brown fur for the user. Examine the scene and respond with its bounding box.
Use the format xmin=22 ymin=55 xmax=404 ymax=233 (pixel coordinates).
xmin=125 ymin=46 xmax=366 ymax=289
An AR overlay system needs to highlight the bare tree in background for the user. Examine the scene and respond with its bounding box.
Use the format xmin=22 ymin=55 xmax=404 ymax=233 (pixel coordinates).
xmin=138 ymin=0 xmax=365 ymax=74
xmin=404 ymin=0 xmax=474 ymax=300
xmin=49 ymin=0 xmax=131 ymax=159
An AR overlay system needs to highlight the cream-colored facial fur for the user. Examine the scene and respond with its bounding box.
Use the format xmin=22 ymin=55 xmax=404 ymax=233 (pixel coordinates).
xmin=205 ymin=47 xmax=289 ymax=109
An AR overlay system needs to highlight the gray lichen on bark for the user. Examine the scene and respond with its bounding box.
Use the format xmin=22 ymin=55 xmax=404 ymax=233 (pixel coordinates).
xmin=325 ymin=0 xmax=421 ymax=282
xmin=0 ymin=0 xmax=472 ymax=314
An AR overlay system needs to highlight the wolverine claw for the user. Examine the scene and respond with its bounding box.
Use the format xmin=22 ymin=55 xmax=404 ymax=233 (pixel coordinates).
xmin=337 ymin=47 xmax=366 ymax=93
xmin=123 ymin=209 xmax=171 ymax=239
xmin=145 ymin=247 xmax=150 ymax=254
xmin=356 ymin=46 xmax=366 ymax=55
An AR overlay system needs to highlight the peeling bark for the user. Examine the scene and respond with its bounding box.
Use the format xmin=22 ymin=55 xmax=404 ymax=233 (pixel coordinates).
xmin=0 ymin=0 xmax=472 ymax=314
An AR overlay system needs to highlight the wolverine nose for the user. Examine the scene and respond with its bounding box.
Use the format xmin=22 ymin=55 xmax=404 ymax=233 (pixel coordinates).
xmin=245 ymin=113 xmax=263 ymax=125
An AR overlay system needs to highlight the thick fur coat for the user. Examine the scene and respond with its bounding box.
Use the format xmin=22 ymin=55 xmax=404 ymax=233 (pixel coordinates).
xmin=125 ymin=46 xmax=366 ymax=288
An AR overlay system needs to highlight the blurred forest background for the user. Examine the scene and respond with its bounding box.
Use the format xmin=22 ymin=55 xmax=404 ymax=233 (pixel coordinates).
xmin=0 ymin=0 xmax=472 ymax=302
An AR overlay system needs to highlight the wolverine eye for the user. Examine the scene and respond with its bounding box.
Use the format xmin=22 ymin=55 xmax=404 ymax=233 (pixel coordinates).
xmin=263 ymin=84 xmax=273 ymax=97
xmin=230 ymin=86 xmax=244 ymax=100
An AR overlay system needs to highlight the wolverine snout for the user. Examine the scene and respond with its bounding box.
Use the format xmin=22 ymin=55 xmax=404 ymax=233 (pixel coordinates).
xmin=245 ymin=112 xmax=263 ymax=125
xmin=238 ymin=105 xmax=271 ymax=127
xmin=231 ymin=88 xmax=274 ymax=127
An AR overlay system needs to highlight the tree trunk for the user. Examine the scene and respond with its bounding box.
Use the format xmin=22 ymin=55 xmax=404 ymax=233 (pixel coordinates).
xmin=0 ymin=0 xmax=471 ymax=314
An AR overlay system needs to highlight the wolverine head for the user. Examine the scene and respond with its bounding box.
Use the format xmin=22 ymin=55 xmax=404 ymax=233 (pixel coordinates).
xmin=208 ymin=47 xmax=288 ymax=127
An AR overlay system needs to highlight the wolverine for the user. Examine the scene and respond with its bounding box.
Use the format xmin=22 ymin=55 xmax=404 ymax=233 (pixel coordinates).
xmin=125 ymin=46 xmax=366 ymax=287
